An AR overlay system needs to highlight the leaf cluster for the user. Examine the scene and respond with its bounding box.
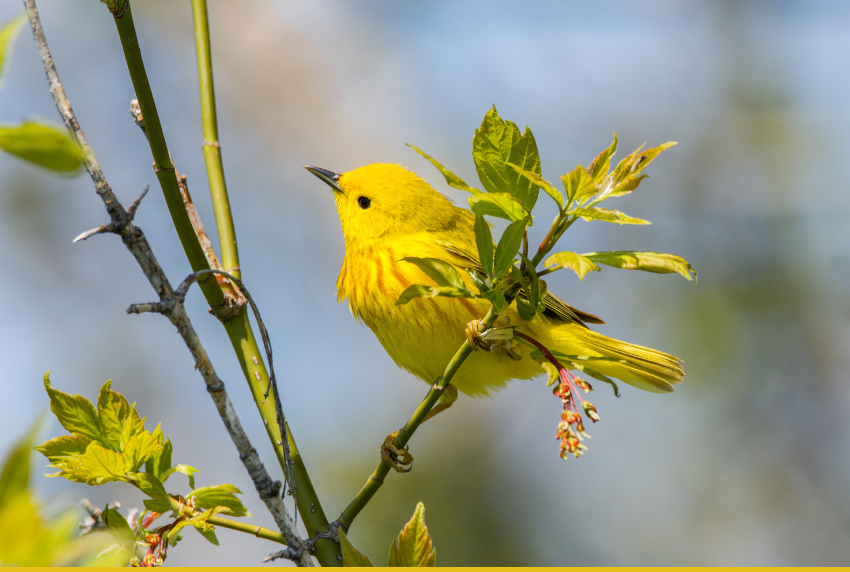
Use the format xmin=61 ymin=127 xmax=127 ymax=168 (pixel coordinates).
xmin=402 ymin=106 xmax=693 ymax=329
xmin=35 ymin=374 xmax=251 ymax=558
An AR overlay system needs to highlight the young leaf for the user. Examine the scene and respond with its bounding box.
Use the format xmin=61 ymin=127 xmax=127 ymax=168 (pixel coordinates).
xmin=96 ymin=380 xmax=132 ymax=450
xmin=0 ymin=423 xmax=37 ymax=510
xmin=467 ymin=192 xmax=528 ymax=222
xmin=401 ymin=257 xmax=465 ymax=289
xmin=395 ymin=284 xmax=474 ymax=305
xmin=35 ymin=434 xmax=90 ymax=463
xmin=506 ymin=162 xmax=564 ymax=208
xmin=121 ymin=432 xmax=162 ymax=473
xmin=195 ymin=526 xmax=220 ymax=546
xmin=118 ymin=403 xmax=146 ymax=451
xmin=79 ymin=442 xmax=127 ymax=485
xmin=473 ymin=215 xmax=494 ymax=278
xmin=568 ymin=206 xmax=650 ymax=225
xmin=160 ymin=464 xmax=198 ymax=490
xmin=102 ymin=506 xmax=136 ymax=543
xmin=187 ymin=484 xmax=251 ymax=518
xmin=0 ymin=121 xmax=83 ymax=173
xmin=493 ymin=218 xmax=528 ymax=277
xmin=561 ymin=166 xmax=598 ymax=203
xmin=612 ymin=141 xmax=677 ymax=185
xmin=481 ymin=289 xmax=508 ymax=313
xmin=543 ymin=251 xmax=601 ymax=281
xmin=570 ymin=363 xmax=620 ymax=397
xmin=339 ymin=530 xmax=376 ymax=567
xmin=472 ymin=106 xmax=541 ymax=210
xmin=0 ymin=13 xmax=26 ymax=89
xmin=587 ymin=133 xmax=618 ymax=182
xmin=583 ymin=251 xmax=696 ymax=280
xmin=145 ymin=437 xmax=173 ymax=482
xmin=519 ymin=254 xmax=545 ymax=314
xmin=43 ymin=373 xmax=110 ymax=449
xmin=387 ymin=502 xmax=436 ymax=567
xmin=128 ymin=473 xmax=171 ymax=513
xmin=406 ymin=144 xmax=482 ymax=194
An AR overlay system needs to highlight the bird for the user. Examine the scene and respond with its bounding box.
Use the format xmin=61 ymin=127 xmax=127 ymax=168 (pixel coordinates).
xmin=306 ymin=163 xmax=683 ymax=443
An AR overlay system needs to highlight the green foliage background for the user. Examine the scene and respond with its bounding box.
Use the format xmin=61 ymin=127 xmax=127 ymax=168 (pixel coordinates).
xmin=1 ymin=0 xmax=848 ymax=566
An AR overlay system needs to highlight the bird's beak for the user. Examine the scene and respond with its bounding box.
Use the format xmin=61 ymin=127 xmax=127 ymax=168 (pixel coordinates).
xmin=305 ymin=165 xmax=342 ymax=193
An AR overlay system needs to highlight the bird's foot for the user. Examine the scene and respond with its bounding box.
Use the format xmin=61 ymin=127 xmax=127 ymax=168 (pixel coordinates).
xmin=465 ymin=319 xmax=494 ymax=351
xmin=380 ymin=431 xmax=413 ymax=473
xmin=466 ymin=319 xmax=519 ymax=357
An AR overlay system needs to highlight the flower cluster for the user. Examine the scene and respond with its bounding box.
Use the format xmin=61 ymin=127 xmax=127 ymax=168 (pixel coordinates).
xmin=552 ymin=366 xmax=599 ymax=459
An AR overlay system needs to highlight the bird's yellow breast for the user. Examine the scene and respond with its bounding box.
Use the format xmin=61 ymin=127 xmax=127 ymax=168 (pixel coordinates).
xmin=336 ymin=237 xmax=544 ymax=397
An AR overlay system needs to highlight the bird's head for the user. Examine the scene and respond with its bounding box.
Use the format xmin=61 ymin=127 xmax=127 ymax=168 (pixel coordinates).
xmin=306 ymin=163 xmax=460 ymax=249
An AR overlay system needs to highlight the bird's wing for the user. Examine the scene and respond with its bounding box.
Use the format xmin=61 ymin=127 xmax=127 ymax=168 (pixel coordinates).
xmin=434 ymin=237 xmax=605 ymax=327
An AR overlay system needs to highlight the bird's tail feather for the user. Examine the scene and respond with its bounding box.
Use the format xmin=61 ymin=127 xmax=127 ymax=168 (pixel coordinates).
xmin=559 ymin=327 xmax=684 ymax=394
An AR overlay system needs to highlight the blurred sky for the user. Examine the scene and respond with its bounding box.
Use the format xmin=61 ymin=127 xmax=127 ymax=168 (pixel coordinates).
xmin=1 ymin=0 xmax=849 ymax=566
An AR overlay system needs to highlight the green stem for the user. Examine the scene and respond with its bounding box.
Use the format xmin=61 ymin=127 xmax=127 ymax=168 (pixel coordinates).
xmin=167 ymin=497 xmax=287 ymax=545
xmin=222 ymin=307 xmax=340 ymax=566
xmin=110 ymin=2 xmax=224 ymax=307
xmin=110 ymin=3 xmax=339 ymax=565
xmin=339 ymin=307 xmax=499 ymax=526
xmin=190 ymin=0 xmax=240 ymax=278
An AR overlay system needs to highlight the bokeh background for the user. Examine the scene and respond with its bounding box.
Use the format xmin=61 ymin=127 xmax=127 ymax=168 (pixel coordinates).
xmin=1 ymin=0 xmax=849 ymax=566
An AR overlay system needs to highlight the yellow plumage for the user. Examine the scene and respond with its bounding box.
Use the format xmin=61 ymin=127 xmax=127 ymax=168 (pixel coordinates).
xmin=321 ymin=163 xmax=683 ymax=399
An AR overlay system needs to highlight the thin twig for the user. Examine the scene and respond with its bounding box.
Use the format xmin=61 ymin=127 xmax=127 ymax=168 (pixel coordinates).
xmin=22 ymin=1 xmax=311 ymax=565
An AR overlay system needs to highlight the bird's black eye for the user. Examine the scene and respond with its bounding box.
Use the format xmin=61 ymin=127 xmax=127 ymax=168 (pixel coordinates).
xmin=357 ymin=196 xmax=371 ymax=209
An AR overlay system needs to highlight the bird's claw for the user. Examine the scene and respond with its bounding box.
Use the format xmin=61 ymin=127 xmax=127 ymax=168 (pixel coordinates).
xmin=465 ymin=319 xmax=493 ymax=351
xmin=380 ymin=431 xmax=413 ymax=473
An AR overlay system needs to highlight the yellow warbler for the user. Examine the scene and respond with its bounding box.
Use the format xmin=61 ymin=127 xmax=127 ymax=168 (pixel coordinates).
xmin=307 ymin=163 xmax=683 ymax=407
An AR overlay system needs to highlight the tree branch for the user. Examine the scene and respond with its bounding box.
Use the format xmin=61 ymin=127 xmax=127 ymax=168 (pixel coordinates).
xmin=190 ymin=0 xmax=240 ymax=279
xmin=105 ymin=2 xmax=338 ymax=564
xmin=22 ymin=1 xmax=311 ymax=565
xmin=338 ymin=307 xmax=500 ymax=528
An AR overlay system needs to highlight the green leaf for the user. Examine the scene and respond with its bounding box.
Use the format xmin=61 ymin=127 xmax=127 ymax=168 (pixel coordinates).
xmin=102 ymin=506 xmax=136 ymax=543
xmin=493 ymin=218 xmax=528 ymax=277
xmin=612 ymin=141 xmax=677 ymax=186
xmin=121 ymin=432 xmax=162 ymax=473
xmin=43 ymin=373 xmax=110 ymax=448
xmin=472 ymin=106 xmax=541 ymax=211
xmin=187 ymin=484 xmax=251 ymax=518
xmin=467 ymin=192 xmax=528 ymax=222
xmin=400 ymin=257 xmax=465 ymax=289
xmin=515 ymin=296 xmax=537 ymax=322
xmin=79 ymin=442 xmax=127 ymax=485
xmin=561 ymin=166 xmax=598 ymax=203
xmin=34 ymin=434 xmax=90 ymax=464
xmin=161 ymin=464 xmax=197 ymax=490
xmin=506 ymin=162 xmax=564 ymax=208
xmin=194 ymin=526 xmax=220 ymax=546
xmin=473 ymin=215 xmax=494 ymax=278
xmin=129 ymin=473 xmax=171 ymax=513
xmin=388 ymin=502 xmax=436 ymax=567
xmin=145 ymin=437 xmax=173 ymax=482
xmin=168 ymin=506 xmax=228 ymax=540
xmin=543 ymin=251 xmax=601 ymax=281
xmin=0 ymin=13 xmax=26 ymax=90
xmin=587 ymin=133 xmax=618 ymax=182
xmin=481 ymin=289 xmax=508 ymax=313
xmin=406 ymin=144 xmax=482 ymax=194
xmin=568 ymin=206 xmax=650 ymax=225
xmin=0 ymin=423 xmax=37 ymax=510
xmin=0 ymin=121 xmax=84 ymax=173
xmin=519 ymin=254 xmax=545 ymax=314
xmin=395 ymin=284 xmax=474 ymax=306
xmin=583 ymin=251 xmax=696 ymax=280
xmin=339 ymin=529 xmax=375 ymax=567
xmin=118 ymin=403 xmax=146 ymax=451
xmin=96 ymin=380 xmax=131 ymax=450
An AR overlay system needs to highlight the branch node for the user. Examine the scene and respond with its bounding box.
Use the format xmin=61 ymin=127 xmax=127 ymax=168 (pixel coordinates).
xmin=129 ymin=99 xmax=145 ymax=134
xmin=154 ymin=163 xmax=175 ymax=174
xmin=203 ymin=140 xmax=220 ymax=148
xmin=109 ymin=0 xmax=129 ymax=18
